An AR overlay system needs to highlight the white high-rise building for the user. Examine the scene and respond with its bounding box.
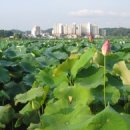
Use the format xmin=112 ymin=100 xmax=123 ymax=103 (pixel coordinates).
xmin=31 ymin=26 xmax=41 ymax=37
xmin=76 ymin=24 xmax=82 ymax=36
xmin=52 ymin=22 xmax=99 ymax=37
xmin=91 ymin=24 xmax=99 ymax=37
xmin=81 ymin=23 xmax=87 ymax=35
xmin=87 ymin=23 xmax=92 ymax=34
xmin=71 ymin=23 xmax=76 ymax=35
xmin=67 ymin=24 xmax=72 ymax=35
xmin=81 ymin=23 xmax=91 ymax=36
xmin=52 ymin=23 xmax=63 ymax=37
xmin=82 ymin=23 xmax=99 ymax=37
xmin=63 ymin=24 xmax=68 ymax=35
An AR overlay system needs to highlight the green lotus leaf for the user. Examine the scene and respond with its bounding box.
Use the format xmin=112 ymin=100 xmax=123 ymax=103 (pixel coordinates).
xmin=15 ymin=45 xmax=26 ymax=56
xmin=14 ymin=87 xmax=44 ymax=105
xmin=43 ymin=84 xmax=94 ymax=117
xmin=4 ymin=48 xmax=16 ymax=59
xmin=116 ymin=52 xmax=130 ymax=61
xmin=0 ymin=60 xmax=16 ymax=67
xmin=81 ymin=105 xmax=130 ymax=130
xmin=107 ymin=73 xmax=123 ymax=89
xmin=20 ymin=62 xmax=35 ymax=73
xmin=52 ymin=51 xmax=68 ymax=60
xmin=0 ymin=66 xmax=10 ymax=83
xmin=15 ymin=86 xmax=49 ymax=128
xmin=23 ymin=74 xmax=35 ymax=86
xmin=53 ymin=53 xmax=79 ymax=77
xmin=4 ymin=81 xmax=30 ymax=100
xmin=93 ymin=51 xmax=104 ymax=66
xmin=0 ymin=122 xmax=5 ymax=129
xmin=113 ymin=61 xmax=130 ymax=86
xmin=15 ymin=110 xmax=39 ymax=128
xmin=27 ymin=123 xmax=41 ymax=130
xmin=0 ymin=90 xmax=10 ymax=100
xmin=54 ymin=84 xmax=95 ymax=106
xmin=19 ymin=102 xmax=33 ymax=114
xmin=105 ymin=85 xmax=120 ymax=104
xmin=121 ymin=42 xmax=130 ymax=51
xmin=52 ymin=54 xmax=79 ymax=86
xmin=105 ymin=52 xmax=128 ymax=71
xmin=19 ymin=86 xmax=49 ymax=113
xmin=35 ymin=69 xmax=54 ymax=87
xmin=40 ymin=106 xmax=92 ymax=130
xmin=92 ymin=85 xmax=120 ymax=105
xmin=0 ymin=104 xmax=15 ymax=128
xmin=71 ymin=48 xmax=96 ymax=78
xmin=76 ymin=67 xmax=104 ymax=88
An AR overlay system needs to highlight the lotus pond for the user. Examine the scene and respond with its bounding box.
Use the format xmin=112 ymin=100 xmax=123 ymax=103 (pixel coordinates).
xmin=0 ymin=38 xmax=130 ymax=130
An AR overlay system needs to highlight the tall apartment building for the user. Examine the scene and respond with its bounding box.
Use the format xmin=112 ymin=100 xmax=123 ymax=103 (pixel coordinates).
xmin=82 ymin=23 xmax=99 ymax=37
xmin=76 ymin=24 xmax=82 ymax=36
xmin=81 ymin=23 xmax=92 ymax=36
xmin=52 ymin=22 xmax=99 ymax=37
xmin=71 ymin=23 xmax=76 ymax=35
xmin=63 ymin=23 xmax=76 ymax=35
xmin=63 ymin=24 xmax=68 ymax=35
xmin=52 ymin=23 xmax=63 ymax=37
xmin=67 ymin=24 xmax=72 ymax=35
xmin=91 ymin=24 xmax=99 ymax=37
xmin=31 ymin=26 xmax=41 ymax=37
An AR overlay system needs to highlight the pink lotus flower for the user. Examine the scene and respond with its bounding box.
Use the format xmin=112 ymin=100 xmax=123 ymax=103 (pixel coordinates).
xmin=101 ymin=40 xmax=111 ymax=56
xmin=88 ymin=35 xmax=94 ymax=43
xmin=87 ymin=33 xmax=94 ymax=43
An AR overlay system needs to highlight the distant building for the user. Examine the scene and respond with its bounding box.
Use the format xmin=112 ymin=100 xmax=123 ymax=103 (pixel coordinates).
xmin=52 ymin=22 xmax=99 ymax=37
xmin=31 ymin=26 xmax=41 ymax=37
xmin=76 ymin=24 xmax=82 ymax=36
xmin=81 ymin=23 xmax=91 ymax=36
xmin=81 ymin=23 xmax=88 ymax=36
xmin=67 ymin=24 xmax=73 ymax=35
xmin=52 ymin=23 xmax=63 ymax=37
xmin=91 ymin=24 xmax=99 ymax=37
xmin=63 ymin=24 xmax=68 ymax=35
xmin=87 ymin=23 xmax=91 ymax=34
xmin=81 ymin=23 xmax=99 ymax=37
xmin=71 ymin=23 xmax=76 ymax=35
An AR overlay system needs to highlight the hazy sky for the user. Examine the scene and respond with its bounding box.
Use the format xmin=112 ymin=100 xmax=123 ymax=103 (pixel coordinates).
xmin=0 ymin=0 xmax=130 ymax=30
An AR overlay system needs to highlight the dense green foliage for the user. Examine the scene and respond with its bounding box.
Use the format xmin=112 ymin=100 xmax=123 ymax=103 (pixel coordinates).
xmin=0 ymin=30 xmax=14 ymax=38
xmin=101 ymin=28 xmax=130 ymax=37
xmin=0 ymin=30 xmax=23 ymax=38
xmin=0 ymin=38 xmax=130 ymax=130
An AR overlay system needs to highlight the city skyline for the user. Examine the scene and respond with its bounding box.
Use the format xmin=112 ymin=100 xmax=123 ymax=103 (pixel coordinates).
xmin=52 ymin=22 xmax=99 ymax=38
xmin=0 ymin=0 xmax=130 ymax=30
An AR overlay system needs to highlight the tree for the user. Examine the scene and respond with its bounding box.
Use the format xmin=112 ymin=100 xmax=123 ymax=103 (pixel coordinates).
xmin=13 ymin=33 xmax=22 ymax=39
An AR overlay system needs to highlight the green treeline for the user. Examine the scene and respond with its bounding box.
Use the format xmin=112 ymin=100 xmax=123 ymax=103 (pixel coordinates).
xmin=1 ymin=28 xmax=130 ymax=38
xmin=0 ymin=30 xmax=14 ymax=37
xmin=101 ymin=28 xmax=130 ymax=37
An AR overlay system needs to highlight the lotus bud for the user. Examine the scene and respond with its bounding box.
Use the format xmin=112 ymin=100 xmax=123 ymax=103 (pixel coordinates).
xmin=101 ymin=40 xmax=111 ymax=56
xmin=88 ymin=34 xmax=94 ymax=43
xmin=68 ymin=96 xmax=73 ymax=103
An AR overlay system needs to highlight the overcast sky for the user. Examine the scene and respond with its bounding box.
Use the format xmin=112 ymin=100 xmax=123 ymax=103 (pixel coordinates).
xmin=0 ymin=0 xmax=130 ymax=30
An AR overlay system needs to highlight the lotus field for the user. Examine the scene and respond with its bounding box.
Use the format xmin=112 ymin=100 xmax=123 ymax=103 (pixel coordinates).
xmin=0 ymin=38 xmax=130 ymax=130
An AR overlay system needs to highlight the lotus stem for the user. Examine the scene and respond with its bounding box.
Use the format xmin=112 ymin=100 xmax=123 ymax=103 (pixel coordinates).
xmin=104 ymin=56 xmax=107 ymax=108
